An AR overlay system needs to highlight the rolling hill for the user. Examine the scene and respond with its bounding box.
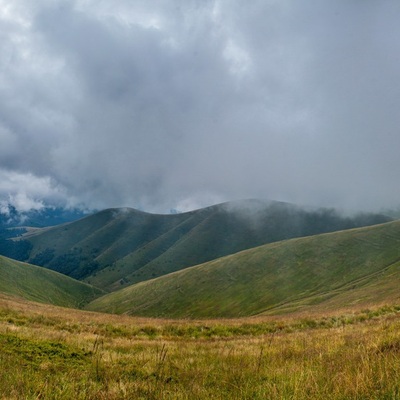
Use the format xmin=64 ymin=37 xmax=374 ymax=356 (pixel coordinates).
xmin=86 ymin=219 xmax=400 ymax=318
xmin=12 ymin=199 xmax=391 ymax=292
xmin=0 ymin=255 xmax=103 ymax=308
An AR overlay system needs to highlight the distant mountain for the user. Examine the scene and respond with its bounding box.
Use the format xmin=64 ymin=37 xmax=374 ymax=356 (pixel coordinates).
xmin=0 ymin=204 xmax=89 ymax=228
xmin=13 ymin=199 xmax=391 ymax=291
xmin=86 ymin=219 xmax=400 ymax=318
xmin=0 ymin=205 xmax=90 ymax=263
xmin=0 ymin=254 xmax=103 ymax=308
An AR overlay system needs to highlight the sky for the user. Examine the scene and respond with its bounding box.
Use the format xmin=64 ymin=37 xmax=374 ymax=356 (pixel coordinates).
xmin=1 ymin=0 xmax=400 ymax=213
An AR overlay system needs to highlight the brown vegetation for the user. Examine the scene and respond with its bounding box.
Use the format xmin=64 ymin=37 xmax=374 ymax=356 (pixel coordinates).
xmin=1 ymin=293 xmax=400 ymax=399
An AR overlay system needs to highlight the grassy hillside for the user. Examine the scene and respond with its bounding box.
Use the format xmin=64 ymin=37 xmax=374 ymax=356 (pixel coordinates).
xmin=1 ymin=293 xmax=400 ymax=399
xmin=0 ymin=255 xmax=103 ymax=308
xmin=86 ymin=220 xmax=400 ymax=318
xmin=14 ymin=199 xmax=391 ymax=291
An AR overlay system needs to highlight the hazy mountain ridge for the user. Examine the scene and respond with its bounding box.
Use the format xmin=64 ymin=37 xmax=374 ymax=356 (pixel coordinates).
xmin=9 ymin=199 xmax=391 ymax=292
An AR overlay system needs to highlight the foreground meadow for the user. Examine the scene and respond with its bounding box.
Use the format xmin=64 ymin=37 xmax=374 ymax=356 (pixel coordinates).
xmin=1 ymin=294 xmax=400 ymax=399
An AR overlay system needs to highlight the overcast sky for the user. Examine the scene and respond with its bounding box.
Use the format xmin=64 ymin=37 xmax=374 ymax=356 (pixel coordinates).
xmin=1 ymin=1 xmax=400 ymax=213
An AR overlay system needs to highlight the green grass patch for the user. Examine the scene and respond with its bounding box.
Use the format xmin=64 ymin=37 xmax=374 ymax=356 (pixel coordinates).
xmin=0 ymin=333 xmax=90 ymax=369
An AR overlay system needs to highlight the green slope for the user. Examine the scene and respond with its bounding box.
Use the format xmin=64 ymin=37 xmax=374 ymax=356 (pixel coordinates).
xmin=0 ymin=255 xmax=103 ymax=308
xmin=15 ymin=200 xmax=390 ymax=292
xmin=86 ymin=220 xmax=400 ymax=318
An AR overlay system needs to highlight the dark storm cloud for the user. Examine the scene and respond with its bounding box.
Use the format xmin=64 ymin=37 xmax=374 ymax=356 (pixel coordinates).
xmin=1 ymin=1 xmax=400 ymax=212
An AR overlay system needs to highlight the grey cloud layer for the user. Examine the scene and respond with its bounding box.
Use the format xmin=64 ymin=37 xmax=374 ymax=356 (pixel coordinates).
xmin=1 ymin=1 xmax=400 ymax=212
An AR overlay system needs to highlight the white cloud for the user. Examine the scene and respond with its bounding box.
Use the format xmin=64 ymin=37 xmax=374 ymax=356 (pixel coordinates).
xmin=0 ymin=170 xmax=75 ymax=211
xmin=1 ymin=1 xmax=400 ymax=212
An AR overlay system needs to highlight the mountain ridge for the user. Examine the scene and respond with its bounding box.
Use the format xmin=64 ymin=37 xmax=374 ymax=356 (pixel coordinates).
xmin=9 ymin=199 xmax=391 ymax=291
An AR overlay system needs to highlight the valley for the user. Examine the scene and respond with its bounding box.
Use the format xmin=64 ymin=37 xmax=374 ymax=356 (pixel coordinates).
xmin=0 ymin=199 xmax=398 ymax=318
xmin=86 ymin=219 xmax=400 ymax=318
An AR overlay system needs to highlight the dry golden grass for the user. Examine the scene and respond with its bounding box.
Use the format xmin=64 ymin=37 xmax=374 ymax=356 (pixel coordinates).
xmin=1 ymin=293 xmax=400 ymax=399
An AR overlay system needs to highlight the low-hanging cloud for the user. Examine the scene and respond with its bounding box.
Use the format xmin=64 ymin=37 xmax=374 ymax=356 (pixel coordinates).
xmin=1 ymin=0 xmax=400 ymax=213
